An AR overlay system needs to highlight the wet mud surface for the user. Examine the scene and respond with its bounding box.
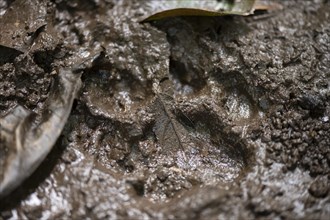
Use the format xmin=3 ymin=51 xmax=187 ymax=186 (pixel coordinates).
xmin=0 ymin=0 xmax=330 ymax=219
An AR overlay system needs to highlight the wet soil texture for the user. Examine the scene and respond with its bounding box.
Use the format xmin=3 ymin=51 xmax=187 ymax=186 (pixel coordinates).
xmin=0 ymin=0 xmax=330 ymax=219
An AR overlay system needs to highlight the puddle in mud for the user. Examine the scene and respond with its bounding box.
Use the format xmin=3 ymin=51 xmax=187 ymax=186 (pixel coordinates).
xmin=1 ymin=0 xmax=330 ymax=219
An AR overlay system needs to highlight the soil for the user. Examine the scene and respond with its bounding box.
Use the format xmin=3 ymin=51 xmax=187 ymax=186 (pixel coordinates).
xmin=0 ymin=0 xmax=329 ymax=219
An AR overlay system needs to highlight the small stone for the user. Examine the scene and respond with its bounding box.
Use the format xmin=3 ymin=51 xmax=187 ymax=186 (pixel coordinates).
xmin=309 ymin=178 xmax=329 ymax=198
xmin=157 ymin=168 xmax=169 ymax=182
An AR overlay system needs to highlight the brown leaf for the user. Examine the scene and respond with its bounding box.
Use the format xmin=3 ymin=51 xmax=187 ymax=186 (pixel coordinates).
xmin=153 ymin=92 xmax=189 ymax=161
xmin=141 ymin=0 xmax=257 ymax=22
xmin=0 ymin=69 xmax=82 ymax=198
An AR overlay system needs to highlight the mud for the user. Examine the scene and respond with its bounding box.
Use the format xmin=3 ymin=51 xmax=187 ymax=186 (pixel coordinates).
xmin=0 ymin=0 xmax=329 ymax=219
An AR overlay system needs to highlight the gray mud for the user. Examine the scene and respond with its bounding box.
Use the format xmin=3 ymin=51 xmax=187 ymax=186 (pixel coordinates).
xmin=0 ymin=0 xmax=329 ymax=219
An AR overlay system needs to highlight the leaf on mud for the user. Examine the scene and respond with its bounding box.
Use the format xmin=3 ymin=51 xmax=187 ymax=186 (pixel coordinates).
xmin=253 ymin=0 xmax=283 ymax=11
xmin=0 ymin=69 xmax=82 ymax=198
xmin=141 ymin=0 xmax=257 ymax=22
xmin=153 ymin=92 xmax=190 ymax=160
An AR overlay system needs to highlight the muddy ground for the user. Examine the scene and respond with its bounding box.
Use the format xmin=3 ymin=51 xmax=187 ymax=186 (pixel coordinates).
xmin=0 ymin=0 xmax=329 ymax=219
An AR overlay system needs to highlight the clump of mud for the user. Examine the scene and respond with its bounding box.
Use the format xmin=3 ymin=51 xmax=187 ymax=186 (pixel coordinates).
xmin=0 ymin=0 xmax=329 ymax=219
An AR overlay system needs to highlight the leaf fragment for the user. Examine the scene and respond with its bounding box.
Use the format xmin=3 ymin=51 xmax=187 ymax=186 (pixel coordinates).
xmin=0 ymin=69 xmax=82 ymax=198
xmin=153 ymin=92 xmax=188 ymax=161
xmin=141 ymin=0 xmax=257 ymax=22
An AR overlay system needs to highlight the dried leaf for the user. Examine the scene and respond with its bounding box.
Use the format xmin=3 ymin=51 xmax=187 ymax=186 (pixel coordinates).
xmin=153 ymin=92 xmax=189 ymax=160
xmin=141 ymin=0 xmax=257 ymax=22
xmin=0 ymin=69 xmax=82 ymax=198
xmin=253 ymin=0 xmax=283 ymax=11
